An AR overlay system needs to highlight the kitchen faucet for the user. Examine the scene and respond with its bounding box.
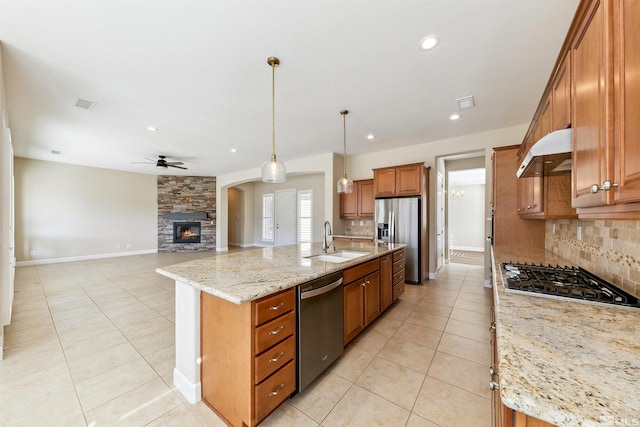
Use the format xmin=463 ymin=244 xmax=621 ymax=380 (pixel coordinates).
xmin=322 ymin=221 xmax=333 ymax=254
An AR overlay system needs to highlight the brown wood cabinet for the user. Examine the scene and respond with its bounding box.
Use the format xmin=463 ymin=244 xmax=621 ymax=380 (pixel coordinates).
xmin=552 ymin=51 xmax=572 ymax=131
xmin=373 ymin=163 xmax=426 ymax=197
xmin=340 ymin=179 xmax=374 ymax=219
xmin=201 ymin=289 xmax=296 ymax=427
xmin=380 ymin=254 xmax=393 ymax=311
xmin=343 ymin=258 xmax=380 ymax=345
xmin=392 ymin=248 xmax=406 ymax=301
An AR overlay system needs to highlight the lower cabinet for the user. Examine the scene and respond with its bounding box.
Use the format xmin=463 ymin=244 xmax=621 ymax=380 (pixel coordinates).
xmin=343 ymin=258 xmax=380 ymax=345
xmin=380 ymin=254 xmax=393 ymax=311
xmin=392 ymin=248 xmax=406 ymax=301
xmin=201 ymin=288 xmax=296 ymax=427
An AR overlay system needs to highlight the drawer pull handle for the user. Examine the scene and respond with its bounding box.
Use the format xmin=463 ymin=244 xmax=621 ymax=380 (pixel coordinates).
xmin=269 ymin=325 xmax=285 ymax=335
xmin=269 ymin=351 xmax=285 ymax=363
xmin=489 ymin=380 xmax=500 ymax=391
xmin=269 ymin=302 xmax=285 ymax=311
xmin=490 ymin=367 xmax=499 ymax=377
xmin=269 ymin=383 xmax=285 ymax=396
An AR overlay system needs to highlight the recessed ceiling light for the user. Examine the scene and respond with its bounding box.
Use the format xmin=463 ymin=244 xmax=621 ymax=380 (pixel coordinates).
xmin=367 ymin=134 xmax=375 ymax=140
xmin=51 ymin=150 xmax=61 ymax=155
xmin=74 ymin=98 xmax=96 ymax=110
xmin=147 ymin=126 xmax=158 ymax=132
xmin=449 ymin=114 xmax=461 ymax=121
xmin=420 ymin=35 xmax=439 ymax=50
xmin=230 ymin=148 xmax=238 ymax=153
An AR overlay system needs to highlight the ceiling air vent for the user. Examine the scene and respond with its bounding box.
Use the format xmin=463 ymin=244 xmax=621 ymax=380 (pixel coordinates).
xmin=75 ymin=98 xmax=96 ymax=110
xmin=456 ymin=95 xmax=474 ymax=110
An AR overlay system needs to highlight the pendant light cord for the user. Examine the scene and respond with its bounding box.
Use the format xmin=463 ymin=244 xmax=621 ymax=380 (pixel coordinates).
xmin=341 ymin=110 xmax=349 ymax=176
xmin=271 ymin=60 xmax=276 ymax=161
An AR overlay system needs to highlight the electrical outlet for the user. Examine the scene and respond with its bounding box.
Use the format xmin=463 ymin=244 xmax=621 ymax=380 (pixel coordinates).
xmin=576 ymin=226 xmax=582 ymax=241
xmin=125 ymin=243 xmax=132 ymax=249
xmin=359 ymin=220 xmax=364 ymax=226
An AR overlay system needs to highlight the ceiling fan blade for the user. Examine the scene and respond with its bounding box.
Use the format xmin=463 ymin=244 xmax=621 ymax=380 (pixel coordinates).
xmin=132 ymin=161 xmax=155 ymax=164
xmin=165 ymin=161 xmax=184 ymax=166
xmin=168 ymin=164 xmax=188 ymax=170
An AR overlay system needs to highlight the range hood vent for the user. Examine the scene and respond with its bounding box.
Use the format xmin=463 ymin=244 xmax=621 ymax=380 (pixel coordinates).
xmin=516 ymin=128 xmax=572 ymax=178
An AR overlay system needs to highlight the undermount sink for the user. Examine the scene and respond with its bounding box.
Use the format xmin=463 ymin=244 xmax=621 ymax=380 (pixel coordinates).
xmin=306 ymin=251 xmax=368 ymax=263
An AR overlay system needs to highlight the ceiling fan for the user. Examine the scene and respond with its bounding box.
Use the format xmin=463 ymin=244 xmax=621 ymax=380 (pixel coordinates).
xmin=134 ymin=155 xmax=187 ymax=170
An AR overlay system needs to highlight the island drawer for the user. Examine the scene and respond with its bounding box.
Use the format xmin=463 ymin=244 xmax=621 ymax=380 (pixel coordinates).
xmin=393 ymin=269 xmax=405 ymax=285
xmin=254 ymin=289 xmax=295 ymax=326
xmin=254 ymin=311 xmax=295 ymax=354
xmin=393 ymin=259 xmax=405 ymax=274
xmin=393 ymin=281 xmax=405 ymax=300
xmin=254 ymin=360 xmax=296 ymax=423
xmin=343 ymin=259 xmax=379 ymax=285
xmin=254 ymin=335 xmax=295 ymax=384
xmin=393 ymin=249 xmax=406 ymax=262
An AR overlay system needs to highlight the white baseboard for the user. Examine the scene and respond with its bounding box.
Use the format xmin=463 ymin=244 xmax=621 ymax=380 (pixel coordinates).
xmin=228 ymin=242 xmax=255 ymax=248
xmin=15 ymin=249 xmax=158 ymax=267
xmin=450 ymin=246 xmax=484 ymax=252
xmin=173 ymin=367 xmax=201 ymax=404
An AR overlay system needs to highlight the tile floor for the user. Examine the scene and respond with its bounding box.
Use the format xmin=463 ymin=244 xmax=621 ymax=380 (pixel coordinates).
xmin=0 ymin=251 xmax=492 ymax=427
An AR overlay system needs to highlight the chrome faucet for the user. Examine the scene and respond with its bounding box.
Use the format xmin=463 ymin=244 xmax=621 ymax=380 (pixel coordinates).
xmin=322 ymin=221 xmax=333 ymax=254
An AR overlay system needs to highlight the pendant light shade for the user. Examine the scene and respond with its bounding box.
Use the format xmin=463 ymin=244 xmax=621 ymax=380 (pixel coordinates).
xmin=262 ymin=57 xmax=286 ymax=183
xmin=337 ymin=110 xmax=354 ymax=194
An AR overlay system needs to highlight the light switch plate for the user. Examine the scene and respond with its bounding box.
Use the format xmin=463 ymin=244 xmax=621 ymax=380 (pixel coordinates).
xmin=576 ymin=226 xmax=582 ymax=241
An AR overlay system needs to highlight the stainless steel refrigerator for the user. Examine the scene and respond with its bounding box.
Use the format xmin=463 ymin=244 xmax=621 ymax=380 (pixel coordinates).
xmin=375 ymin=197 xmax=421 ymax=284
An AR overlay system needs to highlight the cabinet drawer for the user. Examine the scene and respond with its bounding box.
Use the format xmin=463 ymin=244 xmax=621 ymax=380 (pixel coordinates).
xmin=393 ymin=259 xmax=405 ymax=274
xmin=393 ymin=269 xmax=405 ymax=285
xmin=254 ymin=289 xmax=295 ymax=326
xmin=393 ymin=249 xmax=406 ymax=263
xmin=392 ymin=282 xmax=405 ymax=300
xmin=254 ymin=360 xmax=296 ymax=423
xmin=343 ymin=259 xmax=379 ymax=285
xmin=255 ymin=311 xmax=295 ymax=355
xmin=254 ymin=335 xmax=295 ymax=384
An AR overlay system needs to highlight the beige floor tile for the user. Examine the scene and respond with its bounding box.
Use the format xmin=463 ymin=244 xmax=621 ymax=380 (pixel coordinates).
xmin=186 ymin=400 xmax=229 ymax=427
xmin=145 ymin=404 xmax=205 ymax=427
xmin=323 ymin=385 xmax=410 ymax=427
xmin=75 ymin=358 xmax=158 ymax=411
xmin=68 ymin=341 xmax=142 ymax=383
xmin=445 ymin=317 xmax=491 ymax=343
xmin=102 ymin=300 xmax=150 ymax=318
xmin=449 ymin=306 xmax=490 ymax=326
xmin=3 ymin=323 xmax=57 ymax=347
xmin=378 ymin=336 xmax=436 ymax=374
xmin=438 ymin=332 xmax=491 ymax=365
xmin=356 ymin=356 xmax=425 ymax=410
xmin=404 ymin=310 xmax=449 ymax=331
xmin=50 ymin=303 xmax=103 ymax=322
xmin=369 ymin=311 xmax=404 ymax=336
xmin=0 ymin=383 xmax=85 ymax=427
xmin=289 ymin=371 xmax=351 ymax=423
xmin=382 ymin=304 xmax=413 ymax=322
xmin=328 ymin=345 xmax=376 ymax=382
xmin=4 ymin=312 xmax=53 ymax=333
xmin=0 ymin=332 xmax=61 ymax=356
xmin=145 ymin=345 xmax=175 ymax=376
xmin=62 ymin=328 xmax=129 ymax=360
xmin=118 ymin=316 xmax=174 ymax=341
xmin=54 ymin=311 xmax=110 ymax=333
xmin=406 ymin=413 xmax=441 ymax=427
xmin=84 ymin=377 xmax=181 ymax=426
xmin=454 ymin=298 xmax=491 ymax=314
xmin=261 ymin=402 xmax=319 ymax=427
xmin=350 ymin=327 xmax=392 ymax=354
xmin=130 ymin=326 xmax=175 ymax=355
xmin=0 ymin=345 xmax=67 ymax=385
xmin=457 ymin=288 xmax=492 ymax=303
xmin=393 ymin=322 xmax=442 ymax=350
xmin=58 ymin=319 xmax=121 ymax=348
xmin=427 ymin=351 xmax=491 ymax=399
xmin=413 ymin=376 xmax=491 ymax=427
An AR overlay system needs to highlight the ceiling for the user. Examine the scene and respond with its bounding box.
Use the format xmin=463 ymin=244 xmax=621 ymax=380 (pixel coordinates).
xmin=0 ymin=0 xmax=579 ymax=177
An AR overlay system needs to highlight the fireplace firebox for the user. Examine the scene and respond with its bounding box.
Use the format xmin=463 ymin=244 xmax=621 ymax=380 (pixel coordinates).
xmin=173 ymin=222 xmax=201 ymax=244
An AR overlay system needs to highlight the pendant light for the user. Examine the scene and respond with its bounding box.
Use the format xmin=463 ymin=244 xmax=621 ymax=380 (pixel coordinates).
xmin=261 ymin=56 xmax=286 ymax=183
xmin=337 ymin=110 xmax=354 ymax=193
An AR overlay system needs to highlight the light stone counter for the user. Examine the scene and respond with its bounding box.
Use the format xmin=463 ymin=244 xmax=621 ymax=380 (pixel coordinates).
xmin=157 ymin=240 xmax=404 ymax=304
xmin=492 ymin=246 xmax=640 ymax=427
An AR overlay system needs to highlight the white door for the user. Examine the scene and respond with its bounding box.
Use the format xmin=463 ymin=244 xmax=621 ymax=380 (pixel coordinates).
xmin=436 ymin=170 xmax=445 ymax=270
xmin=275 ymin=189 xmax=296 ymax=246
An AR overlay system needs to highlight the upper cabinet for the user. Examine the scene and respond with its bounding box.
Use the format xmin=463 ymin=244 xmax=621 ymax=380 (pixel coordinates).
xmin=571 ymin=0 xmax=640 ymax=216
xmin=552 ymin=51 xmax=572 ymax=131
xmin=373 ymin=163 xmax=426 ymax=197
xmin=340 ymin=179 xmax=374 ymax=219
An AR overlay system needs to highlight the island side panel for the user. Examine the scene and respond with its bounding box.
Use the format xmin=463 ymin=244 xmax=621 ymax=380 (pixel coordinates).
xmin=201 ymin=291 xmax=253 ymax=426
xmin=174 ymin=279 xmax=201 ymax=403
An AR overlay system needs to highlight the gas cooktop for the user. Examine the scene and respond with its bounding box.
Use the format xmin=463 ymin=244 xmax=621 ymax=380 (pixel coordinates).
xmin=502 ymin=262 xmax=640 ymax=309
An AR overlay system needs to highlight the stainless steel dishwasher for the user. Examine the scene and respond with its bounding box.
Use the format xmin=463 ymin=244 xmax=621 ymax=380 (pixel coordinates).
xmin=296 ymin=271 xmax=344 ymax=392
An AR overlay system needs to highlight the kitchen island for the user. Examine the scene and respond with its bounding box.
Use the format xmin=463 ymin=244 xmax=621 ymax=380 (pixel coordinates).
xmin=492 ymin=247 xmax=640 ymax=426
xmin=156 ymin=240 xmax=405 ymax=426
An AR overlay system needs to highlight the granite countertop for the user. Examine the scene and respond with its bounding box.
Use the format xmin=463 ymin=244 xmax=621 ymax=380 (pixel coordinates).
xmin=492 ymin=246 xmax=640 ymax=426
xmin=332 ymin=234 xmax=375 ymax=241
xmin=156 ymin=241 xmax=404 ymax=305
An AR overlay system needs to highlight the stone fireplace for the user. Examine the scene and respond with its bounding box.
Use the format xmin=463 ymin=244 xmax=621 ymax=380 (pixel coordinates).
xmin=157 ymin=176 xmax=216 ymax=252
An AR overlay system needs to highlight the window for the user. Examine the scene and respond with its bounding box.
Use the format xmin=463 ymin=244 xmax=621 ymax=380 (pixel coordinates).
xmin=262 ymin=193 xmax=274 ymax=241
xmin=298 ymin=190 xmax=312 ymax=243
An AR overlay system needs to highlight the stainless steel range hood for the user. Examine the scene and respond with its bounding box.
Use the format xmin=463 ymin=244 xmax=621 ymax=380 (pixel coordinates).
xmin=516 ymin=128 xmax=572 ymax=178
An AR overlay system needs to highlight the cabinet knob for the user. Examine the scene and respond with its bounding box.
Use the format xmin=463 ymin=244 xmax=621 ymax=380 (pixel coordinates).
xmin=269 ymin=383 xmax=285 ymax=396
xmin=591 ymin=180 xmax=619 ymax=193
xmin=490 ymin=367 xmax=499 ymax=377
xmin=489 ymin=380 xmax=500 ymax=390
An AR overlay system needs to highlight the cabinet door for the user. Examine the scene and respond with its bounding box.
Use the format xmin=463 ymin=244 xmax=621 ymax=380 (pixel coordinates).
xmin=613 ymin=0 xmax=640 ymax=204
xmin=344 ymin=280 xmax=364 ymax=345
xmin=395 ymin=165 xmax=422 ymax=196
xmin=518 ymin=176 xmax=543 ymax=216
xmin=374 ymin=168 xmax=396 ymax=197
xmin=358 ymin=180 xmax=375 ymax=217
xmin=538 ymin=96 xmax=553 ymax=137
xmin=552 ymin=51 xmax=572 ymax=131
xmin=572 ymin=0 xmax=615 ymax=208
xmin=363 ymin=271 xmax=380 ymax=326
xmin=379 ymin=254 xmax=393 ymax=311
xmin=340 ymin=187 xmax=358 ymax=218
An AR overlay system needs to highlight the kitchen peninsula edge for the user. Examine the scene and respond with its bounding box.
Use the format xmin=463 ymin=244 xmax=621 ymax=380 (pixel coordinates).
xmin=155 ymin=241 xmax=405 ymax=409
xmin=492 ymin=247 xmax=640 ymax=426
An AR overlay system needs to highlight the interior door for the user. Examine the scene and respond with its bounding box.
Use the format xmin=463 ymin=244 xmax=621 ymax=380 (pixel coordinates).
xmin=436 ymin=170 xmax=445 ymax=270
xmin=275 ymin=189 xmax=296 ymax=246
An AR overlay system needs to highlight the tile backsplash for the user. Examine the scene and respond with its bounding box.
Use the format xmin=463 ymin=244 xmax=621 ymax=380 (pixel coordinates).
xmin=546 ymin=219 xmax=640 ymax=297
xmin=340 ymin=219 xmax=375 ymax=238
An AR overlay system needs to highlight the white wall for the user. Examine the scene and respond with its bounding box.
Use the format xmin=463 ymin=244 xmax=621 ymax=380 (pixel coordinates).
xmin=14 ymin=158 xmax=158 ymax=264
xmin=448 ymin=183 xmax=486 ymax=250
